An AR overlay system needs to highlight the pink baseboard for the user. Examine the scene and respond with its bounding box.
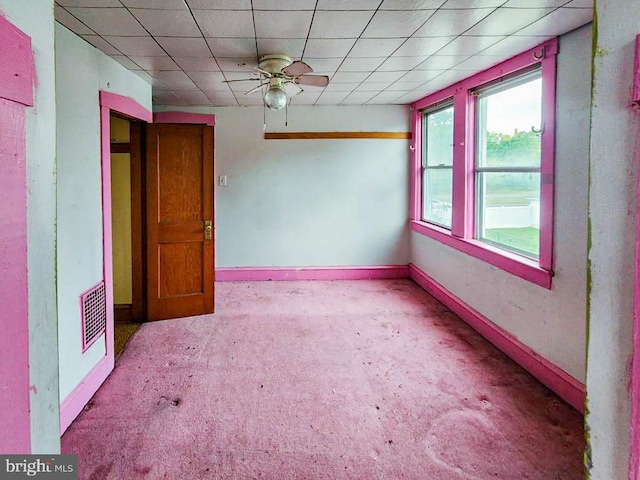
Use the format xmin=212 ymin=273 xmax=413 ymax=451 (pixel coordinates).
xmin=216 ymin=265 xmax=410 ymax=282
xmin=59 ymin=352 xmax=112 ymax=434
xmin=408 ymin=263 xmax=586 ymax=414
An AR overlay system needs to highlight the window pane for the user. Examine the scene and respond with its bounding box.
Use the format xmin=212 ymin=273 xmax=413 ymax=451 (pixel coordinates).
xmin=476 ymin=172 xmax=540 ymax=258
xmin=422 ymin=167 xmax=453 ymax=228
xmin=477 ymin=76 xmax=542 ymax=168
xmin=425 ymin=106 xmax=454 ymax=167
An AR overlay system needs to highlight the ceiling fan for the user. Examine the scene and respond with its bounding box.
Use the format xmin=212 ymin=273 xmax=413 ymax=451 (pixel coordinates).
xmin=224 ymin=54 xmax=330 ymax=111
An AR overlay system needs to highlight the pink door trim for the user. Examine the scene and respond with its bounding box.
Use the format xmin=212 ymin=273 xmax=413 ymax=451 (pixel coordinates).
xmin=59 ymin=92 xmax=151 ymax=434
xmin=0 ymin=13 xmax=34 ymax=454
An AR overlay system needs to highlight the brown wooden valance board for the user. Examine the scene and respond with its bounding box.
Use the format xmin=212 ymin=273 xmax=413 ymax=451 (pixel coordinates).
xmin=264 ymin=132 xmax=411 ymax=140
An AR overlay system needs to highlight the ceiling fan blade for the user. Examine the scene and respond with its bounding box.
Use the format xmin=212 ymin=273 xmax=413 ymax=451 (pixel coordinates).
xmin=296 ymin=75 xmax=330 ymax=88
xmin=222 ymin=78 xmax=262 ymax=83
xmin=245 ymin=83 xmax=268 ymax=95
xmin=283 ymin=60 xmax=313 ymax=76
xmin=255 ymin=68 xmax=273 ymax=77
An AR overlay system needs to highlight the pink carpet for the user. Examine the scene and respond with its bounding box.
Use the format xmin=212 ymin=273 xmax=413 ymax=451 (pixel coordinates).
xmin=62 ymin=279 xmax=584 ymax=479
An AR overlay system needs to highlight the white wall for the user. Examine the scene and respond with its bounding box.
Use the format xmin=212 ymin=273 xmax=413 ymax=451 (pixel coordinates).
xmin=55 ymin=23 xmax=151 ymax=401
xmin=155 ymin=105 xmax=411 ymax=268
xmin=411 ymin=25 xmax=592 ymax=383
xmin=587 ymin=1 xmax=639 ymax=477
xmin=0 ymin=0 xmax=60 ymax=453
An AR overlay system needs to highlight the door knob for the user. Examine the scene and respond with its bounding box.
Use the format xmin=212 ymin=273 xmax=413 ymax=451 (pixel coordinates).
xmin=204 ymin=221 xmax=212 ymax=240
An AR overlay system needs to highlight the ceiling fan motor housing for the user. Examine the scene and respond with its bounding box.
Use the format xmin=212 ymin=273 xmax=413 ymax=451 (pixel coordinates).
xmin=258 ymin=54 xmax=292 ymax=75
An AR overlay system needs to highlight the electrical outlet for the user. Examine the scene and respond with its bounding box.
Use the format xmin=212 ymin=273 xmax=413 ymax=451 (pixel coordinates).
xmin=218 ymin=175 xmax=227 ymax=186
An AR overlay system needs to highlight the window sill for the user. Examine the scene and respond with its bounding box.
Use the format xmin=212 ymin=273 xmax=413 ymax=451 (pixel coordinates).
xmin=410 ymin=220 xmax=552 ymax=289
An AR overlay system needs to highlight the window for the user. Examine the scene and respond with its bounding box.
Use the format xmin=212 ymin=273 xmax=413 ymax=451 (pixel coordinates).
xmin=422 ymin=103 xmax=454 ymax=229
xmin=475 ymin=70 xmax=542 ymax=259
xmin=410 ymin=39 xmax=557 ymax=288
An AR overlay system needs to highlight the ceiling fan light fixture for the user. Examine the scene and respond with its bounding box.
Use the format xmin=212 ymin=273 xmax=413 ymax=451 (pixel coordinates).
xmin=264 ymin=85 xmax=287 ymax=111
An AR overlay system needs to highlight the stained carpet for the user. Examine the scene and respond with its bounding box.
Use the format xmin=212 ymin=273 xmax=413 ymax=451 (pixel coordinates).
xmin=62 ymin=279 xmax=584 ymax=479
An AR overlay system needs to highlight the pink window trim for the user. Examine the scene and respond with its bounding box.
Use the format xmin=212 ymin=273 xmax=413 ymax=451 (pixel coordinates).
xmin=633 ymin=35 xmax=640 ymax=107
xmin=411 ymin=221 xmax=552 ymax=288
xmin=153 ymin=111 xmax=216 ymax=126
xmin=411 ymin=38 xmax=558 ymax=288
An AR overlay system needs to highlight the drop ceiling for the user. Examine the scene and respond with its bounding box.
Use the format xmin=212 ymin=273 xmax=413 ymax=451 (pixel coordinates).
xmin=54 ymin=0 xmax=592 ymax=107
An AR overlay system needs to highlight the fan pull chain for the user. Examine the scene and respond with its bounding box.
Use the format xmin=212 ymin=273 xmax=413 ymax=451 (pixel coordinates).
xmin=263 ymin=100 xmax=267 ymax=131
xmin=285 ymin=100 xmax=288 ymax=127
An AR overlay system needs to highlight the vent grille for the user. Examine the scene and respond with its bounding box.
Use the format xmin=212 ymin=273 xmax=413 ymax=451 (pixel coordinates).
xmin=81 ymin=282 xmax=106 ymax=352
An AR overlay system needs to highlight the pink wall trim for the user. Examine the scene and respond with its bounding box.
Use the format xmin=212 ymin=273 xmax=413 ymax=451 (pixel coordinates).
xmin=0 ymin=99 xmax=31 ymax=453
xmin=0 ymin=14 xmax=33 ymax=107
xmin=59 ymin=355 xmax=111 ymax=434
xmin=154 ymin=111 xmax=216 ymax=126
xmin=99 ymin=91 xmax=152 ymax=123
xmin=408 ymin=263 xmax=585 ymax=413
xmin=633 ymin=35 xmax=640 ymax=107
xmin=411 ymin=221 xmax=552 ymax=289
xmin=216 ymin=265 xmax=410 ymax=282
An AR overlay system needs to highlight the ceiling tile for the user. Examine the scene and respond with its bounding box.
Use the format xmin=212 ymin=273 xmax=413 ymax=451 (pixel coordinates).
xmin=415 ymin=55 xmax=470 ymax=69
xmin=65 ymin=8 xmax=148 ymax=36
xmin=502 ymin=0 xmax=567 ymax=6
xmin=55 ymin=5 xmax=94 ymax=35
xmin=237 ymin=95 xmax=265 ymax=106
xmin=478 ymin=35 xmax=553 ymax=56
xmin=393 ymin=37 xmax=454 ymax=56
xmin=377 ymin=56 xmax=426 ymax=71
xmin=173 ymin=56 xmax=221 ymax=71
xmin=355 ymin=82 xmax=390 ymax=91
xmin=122 ymin=0 xmax=188 ymax=8
xmin=398 ymin=70 xmax=444 ymax=81
xmin=302 ymin=39 xmax=357 ymax=58
xmin=387 ymin=80 xmax=427 ymax=89
xmin=367 ymin=70 xmax=407 ymax=82
xmin=192 ymin=10 xmax=255 ymax=37
xmin=129 ymin=9 xmax=201 ymax=37
xmin=252 ymin=0 xmax=317 ymax=10
xmin=464 ymin=8 xmax=555 ymax=36
xmin=257 ymin=39 xmax=306 ymax=59
xmin=367 ymin=91 xmax=406 ymax=103
xmin=379 ymin=0 xmax=446 ymax=9
xmin=339 ymin=57 xmax=386 ymax=72
xmin=206 ymin=37 xmax=256 ymax=57
xmin=309 ymin=11 xmax=375 ymax=39
xmin=301 ymin=57 xmax=343 ymax=72
xmin=155 ymin=37 xmax=212 ymax=56
xmin=110 ymin=55 xmax=141 ymax=69
xmin=414 ymin=8 xmax=494 ymax=37
xmin=290 ymin=92 xmax=322 ymax=105
xmin=57 ymin=0 xmax=120 ymax=6
xmin=563 ymin=0 xmax=592 ymax=7
xmin=177 ymin=90 xmax=212 ymax=104
xmin=187 ymin=71 xmax=226 ymax=85
xmin=153 ymin=70 xmax=199 ymax=89
xmin=361 ymin=10 xmax=435 ymax=38
xmin=129 ymin=56 xmax=180 ymax=71
xmin=323 ymin=82 xmax=361 ymax=91
xmin=131 ymin=70 xmax=155 ymax=83
xmin=187 ymin=0 xmax=252 ymax=8
xmin=104 ymin=36 xmax=165 ymax=56
xmin=316 ymin=91 xmax=351 ymax=104
xmin=424 ymin=69 xmax=470 ymax=89
xmin=227 ymin=80 xmax=262 ymax=93
xmin=440 ymin=0 xmax=506 ymax=6
xmin=343 ymin=91 xmax=377 ymax=102
xmin=201 ymin=86 xmax=234 ymax=96
xmin=394 ymin=90 xmax=426 ymax=103
xmin=514 ymin=7 xmax=592 ymax=36
xmin=152 ymin=90 xmax=183 ymax=104
xmin=316 ymin=0 xmax=381 ymax=9
xmin=224 ymin=71 xmax=261 ymax=81
xmin=331 ymin=71 xmax=370 ymax=83
xmin=216 ymin=57 xmax=258 ymax=72
xmin=254 ymin=10 xmax=314 ymax=39
xmin=80 ymin=35 xmax=121 ymax=55
xmin=348 ymin=38 xmax=405 ymax=57
xmin=436 ymin=35 xmax=504 ymax=56
xmin=450 ymin=55 xmax=503 ymax=71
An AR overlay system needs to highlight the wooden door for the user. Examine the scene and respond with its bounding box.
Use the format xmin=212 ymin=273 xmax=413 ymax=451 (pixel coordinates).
xmin=146 ymin=124 xmax=214 ymax=321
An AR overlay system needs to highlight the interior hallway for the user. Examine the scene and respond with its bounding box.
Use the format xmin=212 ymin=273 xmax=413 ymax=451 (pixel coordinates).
xmin=62 ymin=280 xmax=583 ymax=479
